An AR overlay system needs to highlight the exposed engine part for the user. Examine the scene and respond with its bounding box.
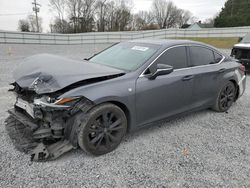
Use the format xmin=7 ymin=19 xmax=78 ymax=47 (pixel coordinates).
xmin=51 ymin=121 xmax=64 ymax=139
xmin=33 ymin=128 xmax=52 ymax=139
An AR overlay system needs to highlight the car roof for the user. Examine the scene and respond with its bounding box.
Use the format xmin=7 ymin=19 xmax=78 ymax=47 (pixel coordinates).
xmin=129 ymin=39 xmax=207 ymax=47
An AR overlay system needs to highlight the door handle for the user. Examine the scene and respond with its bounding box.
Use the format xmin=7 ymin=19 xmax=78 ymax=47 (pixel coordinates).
xmin=218 ymin=68 xmax=226 ymax=73
xmin=182 ymin=75 xmax=194 ymax=81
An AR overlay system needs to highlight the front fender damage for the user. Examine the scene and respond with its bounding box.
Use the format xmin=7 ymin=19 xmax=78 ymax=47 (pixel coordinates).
xmin=5 ymin=97 xmax=94 ymax=162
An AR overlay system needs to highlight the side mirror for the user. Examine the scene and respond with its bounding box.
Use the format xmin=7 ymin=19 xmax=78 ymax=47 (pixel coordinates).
xmin=149 ymin=64 xmax=173 ymax=80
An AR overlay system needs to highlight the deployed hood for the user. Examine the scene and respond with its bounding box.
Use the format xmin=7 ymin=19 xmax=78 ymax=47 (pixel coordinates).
xmin=14 ymin=54 xmax=124 ymax=94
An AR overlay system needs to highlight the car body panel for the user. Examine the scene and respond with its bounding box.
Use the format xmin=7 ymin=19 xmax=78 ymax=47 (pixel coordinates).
xmin=135 ymin=69 xmax=194 ymax=126
xmin=14 ymin=54 xmax=125 ymax=94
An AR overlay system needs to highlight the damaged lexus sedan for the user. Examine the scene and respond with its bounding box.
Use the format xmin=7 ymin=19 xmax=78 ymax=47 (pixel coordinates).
xmin=5 ymin=40 xmax=246 ymax=161
xmin=231 ymin=33 xmax=250 ymax=71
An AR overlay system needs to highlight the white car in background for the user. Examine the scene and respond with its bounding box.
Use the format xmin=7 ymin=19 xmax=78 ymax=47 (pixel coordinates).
xmin=231 ymin=33 xmax=250 ymax=71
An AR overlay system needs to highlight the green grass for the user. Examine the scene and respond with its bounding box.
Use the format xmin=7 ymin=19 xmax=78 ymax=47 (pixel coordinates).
xmin=174 ymin=37 xmax=239 ymax=49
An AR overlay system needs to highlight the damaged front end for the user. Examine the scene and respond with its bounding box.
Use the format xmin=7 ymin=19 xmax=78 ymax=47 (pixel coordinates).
xmin=5 ymin=83 xmax=94 ymax=162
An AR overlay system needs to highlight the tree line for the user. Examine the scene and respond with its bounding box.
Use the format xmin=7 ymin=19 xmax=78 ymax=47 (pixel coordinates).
xmin=214 ymin=0 xmax=250 ymax=27
xmin=18 ymin=0 xmax=193 ymax=33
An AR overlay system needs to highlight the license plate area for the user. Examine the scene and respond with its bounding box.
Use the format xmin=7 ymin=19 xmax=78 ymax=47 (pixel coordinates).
xmin=15 ymin=98 xmax=34 ymax=118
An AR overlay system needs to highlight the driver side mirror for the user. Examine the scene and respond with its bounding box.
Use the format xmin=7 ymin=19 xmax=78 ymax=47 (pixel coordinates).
xmin=148 ymin=64 xmax=174 ymax=80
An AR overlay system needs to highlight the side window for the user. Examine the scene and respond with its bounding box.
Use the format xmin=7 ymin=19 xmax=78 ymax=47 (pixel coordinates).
xmin=189 ymin=46 xmax=215 ymax=66
xmin=155 ymin=46 xmax=188 ymax=69
xmin=214 ymin=52 xmax=223 ymax=63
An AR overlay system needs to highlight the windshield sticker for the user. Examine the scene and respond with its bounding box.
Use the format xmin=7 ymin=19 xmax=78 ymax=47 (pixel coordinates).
xmin=132 ymin=46 xmax=149 ymax=51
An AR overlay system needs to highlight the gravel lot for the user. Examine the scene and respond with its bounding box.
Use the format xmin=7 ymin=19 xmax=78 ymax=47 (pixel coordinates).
xmin=0 ymin=44 xmax=249 ymax=188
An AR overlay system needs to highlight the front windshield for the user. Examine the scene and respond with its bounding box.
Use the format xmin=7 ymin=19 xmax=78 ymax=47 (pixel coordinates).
xmin=241 ymin=33 xmax=250 ymax=43
xmin=90 ymin=42 xmax=160 ymax=71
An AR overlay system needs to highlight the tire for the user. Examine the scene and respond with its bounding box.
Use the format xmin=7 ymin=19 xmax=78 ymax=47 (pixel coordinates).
xmin=212 ymin=81 xmax=236 ymax=112
xmin=78 ymin=103 xmax=127 ymax=156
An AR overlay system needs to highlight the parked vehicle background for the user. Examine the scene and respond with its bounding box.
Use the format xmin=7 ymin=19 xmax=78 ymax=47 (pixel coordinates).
xmin=231 ymin=33 xmax=250 ymax=71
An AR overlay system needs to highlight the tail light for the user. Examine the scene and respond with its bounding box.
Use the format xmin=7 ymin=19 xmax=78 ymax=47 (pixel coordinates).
xmin=239 ymin=64 xmax=246 ymax=72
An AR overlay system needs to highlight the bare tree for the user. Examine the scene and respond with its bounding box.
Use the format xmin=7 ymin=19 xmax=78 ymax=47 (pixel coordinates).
xmin=66 ymin=0 xmax=96 ymax=32
xmin=152 ymin=0 xmax=189 ymax=29
xmin=17 ymin=15 xmax=42 ymax=32
xmin=95 ymin=0 xmax=108 ymax=31
xmin=28 ymin=15 xmax=43 ymax=32
xmin=49 ymin=0 xmax=67 ymax=21
xmin=18 ymin=19 xmax=30 ymax=32
xmin=132 ymin=11 xmax=154 ymax=30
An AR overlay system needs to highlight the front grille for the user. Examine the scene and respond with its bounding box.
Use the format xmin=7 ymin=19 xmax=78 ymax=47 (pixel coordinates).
xmin=232 ymin=48 xmax=250 ymax=60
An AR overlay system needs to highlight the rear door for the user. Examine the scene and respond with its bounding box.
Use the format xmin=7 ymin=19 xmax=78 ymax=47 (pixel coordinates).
xmin=188 ymin=46 xmax=225 ymax=107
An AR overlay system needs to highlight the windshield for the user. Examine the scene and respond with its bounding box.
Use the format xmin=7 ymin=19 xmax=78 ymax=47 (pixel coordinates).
xmin=90 ymin=42 xmax=160 ymax=71
xmin=241 ymin=33 xmax=250 ymax=43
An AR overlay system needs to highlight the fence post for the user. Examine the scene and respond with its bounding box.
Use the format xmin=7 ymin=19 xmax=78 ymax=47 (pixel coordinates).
xmin=22 ymin=33 xmax=25 ymax=44
xmin=3 ymin=32 xmax=6 ymax=43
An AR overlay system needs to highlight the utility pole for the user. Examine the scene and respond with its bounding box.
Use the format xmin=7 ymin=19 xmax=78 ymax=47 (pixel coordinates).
xmin=32 ymin=0 xmax=41 ymax=32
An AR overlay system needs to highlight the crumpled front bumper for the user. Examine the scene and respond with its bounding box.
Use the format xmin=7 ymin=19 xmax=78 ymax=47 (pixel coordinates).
xmin=6 ymin=108 xmax=74 ymax=162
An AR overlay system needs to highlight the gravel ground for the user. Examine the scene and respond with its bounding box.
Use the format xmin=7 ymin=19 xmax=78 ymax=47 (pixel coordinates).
xmin=0 ymin=44 xmax=249 ymax=188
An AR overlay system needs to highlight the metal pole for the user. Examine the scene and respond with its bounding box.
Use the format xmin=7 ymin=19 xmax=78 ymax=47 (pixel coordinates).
xmin=32 ymin=0 xmax=41 ymax=32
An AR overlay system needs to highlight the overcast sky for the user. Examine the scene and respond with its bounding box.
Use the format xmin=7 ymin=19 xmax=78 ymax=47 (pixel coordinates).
xmin=0 ymin=0 xmax=227 ymax=32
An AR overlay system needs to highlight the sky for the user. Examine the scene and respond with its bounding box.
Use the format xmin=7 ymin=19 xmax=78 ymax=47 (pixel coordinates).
xmin=0 ymin=0 xmax=227 ymax=32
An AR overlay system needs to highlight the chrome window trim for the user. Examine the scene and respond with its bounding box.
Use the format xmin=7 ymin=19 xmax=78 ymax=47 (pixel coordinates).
xmin=139 ymin=44 xmax=225 ymax=78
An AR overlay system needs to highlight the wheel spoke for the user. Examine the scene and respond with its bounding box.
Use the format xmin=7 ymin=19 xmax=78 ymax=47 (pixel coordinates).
xmin=102 ymin=112 xmax=109 ymax=125
xmin=95 ymin=134 xmax=104 ymax=148
xmin=109 ymin=126 xmax=123 ymax=131
xmin=90 ymin=133 xmax=104 ymax=144
xmin=104 ymin=134 xmax=111 ymax=148
xmin=109 ymin=118 xmax=121 ymax=129
xmin=109 ymin=113 xmax=115 ymax=122
xmin=107 ymin=133 xmax=119 ymax=142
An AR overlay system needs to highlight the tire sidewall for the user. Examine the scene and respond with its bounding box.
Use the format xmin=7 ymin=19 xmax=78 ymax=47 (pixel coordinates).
xmin=78 ymin=103 xmax=127 ymax=156
xmin=214 ymin=81 xmax=236 ymax=112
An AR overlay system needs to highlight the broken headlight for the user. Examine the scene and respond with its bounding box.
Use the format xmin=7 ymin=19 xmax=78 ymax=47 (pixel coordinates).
xmin=34 ymin=96 xmax=80 ymax=108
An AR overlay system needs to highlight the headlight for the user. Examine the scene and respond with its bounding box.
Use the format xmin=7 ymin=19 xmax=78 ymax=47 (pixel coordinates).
xmin=54 ymin=97 xmax=80 ymax=105
xmin=34 ymin=96 xmax=80 ymax=108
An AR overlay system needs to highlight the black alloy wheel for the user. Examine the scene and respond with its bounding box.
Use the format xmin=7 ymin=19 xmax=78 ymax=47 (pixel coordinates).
xmin=214 ymin=81 xmax=236 ymax=112
xmin=78 ymin=103 xmax=127 ymax=155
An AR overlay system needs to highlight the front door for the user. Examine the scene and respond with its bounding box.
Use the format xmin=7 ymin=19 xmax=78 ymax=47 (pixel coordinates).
xmin=135 ymin=46 xmax=195 ymax=127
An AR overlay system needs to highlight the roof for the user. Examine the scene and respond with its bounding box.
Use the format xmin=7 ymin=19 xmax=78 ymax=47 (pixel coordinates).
xmin=129 ymin=39 xmax=204 ymax=47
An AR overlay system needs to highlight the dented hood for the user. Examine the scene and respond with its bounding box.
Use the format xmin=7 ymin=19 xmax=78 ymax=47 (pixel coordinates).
xmin=14 ymin=54 xmax=124 ymax=94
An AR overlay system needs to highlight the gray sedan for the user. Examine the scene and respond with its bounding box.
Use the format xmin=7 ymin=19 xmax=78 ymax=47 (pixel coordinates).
xmin=5 ymin=40 xmax=247 ymax=161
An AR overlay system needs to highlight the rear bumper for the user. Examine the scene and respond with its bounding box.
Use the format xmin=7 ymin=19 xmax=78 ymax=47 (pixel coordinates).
xmin=238 ymin=75 xmax=247 ymax=97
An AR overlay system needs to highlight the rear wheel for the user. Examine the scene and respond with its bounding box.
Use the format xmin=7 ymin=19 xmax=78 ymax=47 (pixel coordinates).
xmin=212 ymin=81 xmax=236 ymax=112
xmin=78 ymin=103 xmax=127 ymax=155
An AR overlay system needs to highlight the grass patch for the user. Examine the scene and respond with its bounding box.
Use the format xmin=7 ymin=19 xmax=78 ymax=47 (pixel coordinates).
xmin=174 ymin=37 xmax=239 ymax=49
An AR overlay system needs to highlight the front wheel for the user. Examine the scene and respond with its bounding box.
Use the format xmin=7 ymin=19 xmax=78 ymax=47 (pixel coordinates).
xmin=78 ymin=103 xmax=127 ymax=155
xmin=212 ymin=81 xmax=236 ymax=112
